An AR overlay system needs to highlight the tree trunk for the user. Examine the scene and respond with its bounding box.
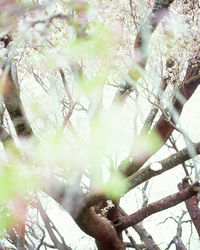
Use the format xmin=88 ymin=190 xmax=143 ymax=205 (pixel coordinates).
xmin=96 ymin=240 xmax=126 ymax=250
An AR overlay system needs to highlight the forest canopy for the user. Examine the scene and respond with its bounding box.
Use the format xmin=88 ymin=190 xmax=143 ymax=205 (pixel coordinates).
xmin=0 ymin=0 xmax=200 ymax=249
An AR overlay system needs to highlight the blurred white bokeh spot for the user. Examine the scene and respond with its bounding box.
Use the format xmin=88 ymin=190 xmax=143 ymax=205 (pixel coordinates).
xmin=150 ymin=162 xmax=162 ymax=171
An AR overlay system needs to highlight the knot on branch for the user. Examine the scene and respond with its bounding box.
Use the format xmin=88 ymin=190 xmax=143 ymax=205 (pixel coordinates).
xmin=192 ymin=183 xmax=200 ymax=203
xmin=113 ymin=218 xmax=122 ymax=225
xmin=179 ymin=178 xmax=200 ymax=196
xmin=192 ymin=183 xmax=200 ymax=193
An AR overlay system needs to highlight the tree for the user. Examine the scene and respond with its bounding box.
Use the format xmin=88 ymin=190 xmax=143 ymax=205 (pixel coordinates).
xmin=0 ymin=0 xmax=200 ymax=249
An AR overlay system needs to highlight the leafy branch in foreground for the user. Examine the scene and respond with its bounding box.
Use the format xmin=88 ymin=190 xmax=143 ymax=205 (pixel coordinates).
xmin=0 ymin=0 xmax=200 ymax=249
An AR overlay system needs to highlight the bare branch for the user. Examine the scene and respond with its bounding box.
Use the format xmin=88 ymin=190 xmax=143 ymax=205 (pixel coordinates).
xmin=121 ymin=208 xmax=160 ymax=250
xmin=119 ymin=57 xmax=200 ymax=177
xmin=114 ymin=183 xmax=198 ymax=232
xmin=127 ymin=142 xmax=200 ymax=191
xmin=178 ymin=179 xmax=200 ymax=237
xmin=36 ymin=199 xmax=71 ymax=250
xmin=124 ymin=229 xmax=140 ymax=250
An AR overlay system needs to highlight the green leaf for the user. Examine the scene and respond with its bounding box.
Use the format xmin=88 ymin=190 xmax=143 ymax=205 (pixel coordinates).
xmin=104 ymin=172 xmax=129 ymax=199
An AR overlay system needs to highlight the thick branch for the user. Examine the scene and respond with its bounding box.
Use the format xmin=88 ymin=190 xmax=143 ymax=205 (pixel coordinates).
xmin=1 ymin=62 xmax=33 ymax=137
xmin=114 ymin=183 xmax=198 ymax=232
xmin=76 ymin=207 xmax=126 ymax=250
xmin=127 ymin=142 xmax=200 ymax=191
xmin=178 ymin=179 xmax=200 ymax=237
xmin=63 ymin=142 xmax=200 ymax=210
xmin=42 ymin=176 xmax=123 ymax=249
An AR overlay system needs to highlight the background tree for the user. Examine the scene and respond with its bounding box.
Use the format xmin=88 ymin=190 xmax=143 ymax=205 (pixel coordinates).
xmin=0 ymin=0 xmax=200 ymax=249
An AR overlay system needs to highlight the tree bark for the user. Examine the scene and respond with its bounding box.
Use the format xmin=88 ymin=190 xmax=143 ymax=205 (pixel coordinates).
xmin=114 ymin=184 xmax=197 ymax=232
xmin=178 ymin=179 xmax=200 ymax=237
xmin=76 ymin=207 xmax=126 ymax=250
